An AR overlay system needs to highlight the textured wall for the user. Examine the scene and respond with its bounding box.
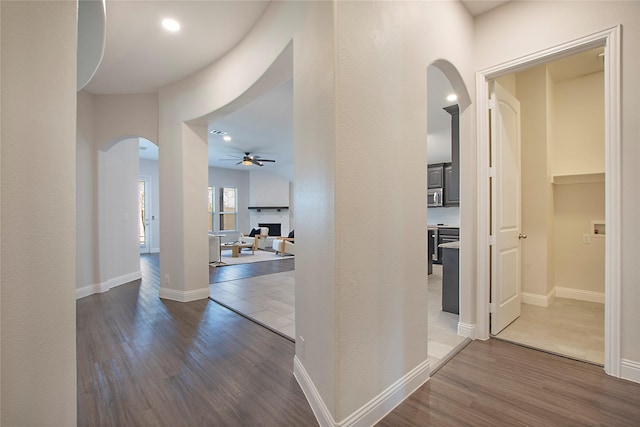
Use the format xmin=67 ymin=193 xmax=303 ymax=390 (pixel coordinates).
xmin=1 ymin=1 xmax=77 ymax=423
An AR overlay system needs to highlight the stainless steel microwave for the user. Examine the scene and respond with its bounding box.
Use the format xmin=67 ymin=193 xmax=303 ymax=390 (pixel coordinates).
xmin=428 ymin=188 xmax=443 ymax=207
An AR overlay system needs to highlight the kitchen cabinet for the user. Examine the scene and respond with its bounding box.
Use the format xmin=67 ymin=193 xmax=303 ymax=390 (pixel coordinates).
xmin=441 ymin=242 xmax=459 ymax=314
xmin=435 ymin=226 xmax=459 ymax=264
xmin=444 ymin=164 xmax=459 ymax=206
xmin=427 ymin=164 xmax=444 ymax=189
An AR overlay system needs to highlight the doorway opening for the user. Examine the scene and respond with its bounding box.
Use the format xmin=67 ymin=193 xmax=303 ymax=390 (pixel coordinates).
xmin=489 ymin=47 xmax=606 ymax=365
xmin=476 ymin=26 xmax=621 ymax=375
xmin=426 ymin=61 xmax=472 ymax=370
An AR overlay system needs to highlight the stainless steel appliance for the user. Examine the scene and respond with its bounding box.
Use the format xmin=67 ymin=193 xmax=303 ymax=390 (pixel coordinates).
xmin=428 ymin=188 xmax=443 ymax=207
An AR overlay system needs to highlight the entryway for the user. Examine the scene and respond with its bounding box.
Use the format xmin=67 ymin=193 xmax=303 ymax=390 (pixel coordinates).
xmin=476 ymin=27 xmax=621 ymax=373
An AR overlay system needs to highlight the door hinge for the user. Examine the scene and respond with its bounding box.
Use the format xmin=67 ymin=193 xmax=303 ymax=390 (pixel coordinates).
xmin=488 ymin=166 xmax=496 ymax=178
xmin=489 ymin=235 xmax=495 ymax=246
xmin=489 ymin=302 xmax=496 ymax=313
xmin=488 ymin=97 xmax=496 ymax=110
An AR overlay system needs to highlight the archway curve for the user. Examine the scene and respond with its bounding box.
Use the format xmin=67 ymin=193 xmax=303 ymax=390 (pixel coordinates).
xmin=100 ymin=134 xmax=158 ymax=152
xmin=429 ymin=58 xmax=472 ymax=112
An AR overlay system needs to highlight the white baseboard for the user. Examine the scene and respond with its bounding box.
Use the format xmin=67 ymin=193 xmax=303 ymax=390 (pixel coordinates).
xmin=293 ymin=355 xmax=430 ymax=427
xmin=521 ymin=288 xmax=556 ymax=307
xmin=555 ymin=287 xmax=604 ymax=304
xmin=76 ymin=271 xmax=141 ymax=299
xmin=621 ymin=359 xmax=640 ymax=384
xmin=159 ymin=286 xmax=210 ymax=302
xmin=76 ymin=283 xmax=102 ymax=299
xmin=458 ymin=322 xmax=477 ymax=339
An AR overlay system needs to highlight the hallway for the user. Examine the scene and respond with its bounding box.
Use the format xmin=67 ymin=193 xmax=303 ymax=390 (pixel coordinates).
xmin=76 ymin=254 xmax=640 ymax=425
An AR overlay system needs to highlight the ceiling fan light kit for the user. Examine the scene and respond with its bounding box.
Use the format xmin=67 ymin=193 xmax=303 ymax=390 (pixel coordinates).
xmin=220 ymin=152 xmax=276 ymax=167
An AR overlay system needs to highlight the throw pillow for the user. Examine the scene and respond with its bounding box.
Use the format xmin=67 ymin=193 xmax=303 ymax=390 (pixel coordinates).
xmin=249 ymin=228 xmax=258 ymax=237
xmin=288 ymin=230 xmax=295 ymax=239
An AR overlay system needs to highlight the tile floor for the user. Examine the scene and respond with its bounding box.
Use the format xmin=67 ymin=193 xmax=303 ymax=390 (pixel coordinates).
xmin=495 ymin=297 xmax=604 ymax=365
xmin=209 ymin=261 xmax=466 ymax=370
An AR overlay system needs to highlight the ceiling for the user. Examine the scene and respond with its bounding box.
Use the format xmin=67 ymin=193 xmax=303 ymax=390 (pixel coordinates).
xmin=86 ymin=0 xmax=508 ymax=178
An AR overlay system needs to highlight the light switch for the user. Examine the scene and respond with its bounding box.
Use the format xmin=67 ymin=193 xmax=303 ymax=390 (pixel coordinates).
xmin=583 ymin=234 xmax=591 ymax=244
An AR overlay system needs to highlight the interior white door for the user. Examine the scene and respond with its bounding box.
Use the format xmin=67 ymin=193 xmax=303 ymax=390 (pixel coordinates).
xmin=138 ymin=177 xmax=151 ymax=254
xmin=490 ymin=81 xmax=522 ymax=335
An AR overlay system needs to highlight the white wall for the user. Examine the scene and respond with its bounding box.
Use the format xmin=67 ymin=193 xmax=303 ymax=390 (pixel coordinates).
xmin=139 ymin=158 xmax=160 ymax=252
xmin=98 ymin=139 xmax=141 ymax=287
xmin=77 ymin=90 xmax=100 ymax=292
xmin=474 ymin=0 xmax=640 ymax=373
xmin=552 ymin=71 xmax=605 ymax=295
xmin=295 ymin=1 xmax=475 ymax=422
xmin=76 ymin=93 xmax=159 ymax=297
xmin=426 ymin=129 xmax=452 ymax=164
xmin=551 ymin=72 xmax=605 ymax=175
xmin=1 ymin=1 xmax=77 ymax=423
xmin=249 ymin=170 xmax=291 ymax=235
xmin=516 ymin=66 xmax=555 ymax=297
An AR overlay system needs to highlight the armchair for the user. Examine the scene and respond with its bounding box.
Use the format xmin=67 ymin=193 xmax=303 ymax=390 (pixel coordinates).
xmin=272 ymin=230 xmax=294 ymax=257
xmin=240 ymin=226 xmax=269 ymax=250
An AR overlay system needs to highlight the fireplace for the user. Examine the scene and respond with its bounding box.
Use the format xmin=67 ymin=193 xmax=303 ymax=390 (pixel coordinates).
xmin=259 ymin=223 xmax=281 ymax=236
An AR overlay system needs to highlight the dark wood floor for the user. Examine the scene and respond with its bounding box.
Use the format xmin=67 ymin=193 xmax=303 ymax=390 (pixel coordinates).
xmin=77 ymin=254 xmax=315 ymax=426
xmin=209 ymin=254 xmax=294 ymax=283
xmin=379 ymin=339 xmax=640 ymax=426
xmin=77 ymin=254 xmax=640 ymax=426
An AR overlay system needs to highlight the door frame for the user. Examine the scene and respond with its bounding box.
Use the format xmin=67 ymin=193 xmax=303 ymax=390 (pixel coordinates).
xmin=475 ymin=26 xmax=621 ymax=376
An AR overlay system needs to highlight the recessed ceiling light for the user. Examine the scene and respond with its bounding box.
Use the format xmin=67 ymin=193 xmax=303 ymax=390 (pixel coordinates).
xmin=222 ymin=135 xmax=232 ymax=142
xmin=162 ymin=18 xmax=180 ymax=32
xmin=446 ymin=94 xmax=458 ymax=102
xmin=209 ymin=129 xmax=226 ymax=135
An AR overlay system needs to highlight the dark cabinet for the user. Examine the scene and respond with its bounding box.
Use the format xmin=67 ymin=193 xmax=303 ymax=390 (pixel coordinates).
xmin=435 ymin=227 xmax=459 ymax=264
xmin=427 ymin=164 xmax=444 ymax=189
xmin=444 ymin=164 xmax=459 ymax=206
xmin=441 ymin=246 xmax=459 ymax=314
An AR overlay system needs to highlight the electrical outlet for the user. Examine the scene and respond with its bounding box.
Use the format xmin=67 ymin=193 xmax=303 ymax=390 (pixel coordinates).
xmin=583 ymin=234 xmax=591 ymax=244
xmin=165 ymin=274 xmax=170 ymax=284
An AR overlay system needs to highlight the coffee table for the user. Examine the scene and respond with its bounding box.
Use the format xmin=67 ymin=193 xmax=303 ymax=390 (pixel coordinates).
xmin=220 ymin=242 xmax=254 ymax=258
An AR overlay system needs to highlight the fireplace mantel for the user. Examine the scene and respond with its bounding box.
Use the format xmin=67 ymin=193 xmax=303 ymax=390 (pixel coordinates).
xmin=248 ymin=206 xmax=289 ymax=212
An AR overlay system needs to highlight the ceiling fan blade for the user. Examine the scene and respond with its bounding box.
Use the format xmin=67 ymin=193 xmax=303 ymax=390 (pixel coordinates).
xmin=218 ymin=158 xmax=240 ymax=161
xmin=259 ymin=159 xmax=276 ymax=162
xmin=252 ymin=159 xmax=264 ymax=166
xmin=235 ymin=161 xmax=243 ymax=165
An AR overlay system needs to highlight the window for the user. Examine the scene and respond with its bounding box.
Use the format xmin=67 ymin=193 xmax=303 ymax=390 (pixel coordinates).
xmin=219 ymin=187 xmax=237 ymax=231
xmin=208 ymin=186 xmax=215 ymax=232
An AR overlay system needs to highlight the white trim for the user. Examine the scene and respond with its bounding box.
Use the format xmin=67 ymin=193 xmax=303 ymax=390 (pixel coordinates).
xmin=555 ymin=287 xmax=604 ymax=304
xmin=159 ymin=286 xmax=210 ymax=302
xmin=620 ymin=359 xmax=640 ymax=384
xmin=75 ymin=270 xmax=142 ymax=299
xmin=76 ymin=283 xmax=102 ymax=299
xmin=475 ymin=26 xmax=621 ymax=377
xmin=151 ymin=247 xmax=160 ymax=253
xmin=293 ymin=356 xmax=430 ymax=427
xmin=521 ymin=289 xmax=556 ymax=307
xmin=457 ymin=322 xmax=477 ymax=339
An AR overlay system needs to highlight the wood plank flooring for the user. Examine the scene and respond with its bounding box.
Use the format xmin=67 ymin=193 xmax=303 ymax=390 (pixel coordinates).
xmin=77 ymin=254 xmax=316 ymax=426
xmin=78 ymin=254 xmax=640 ymax=426
xmin=209 ymin=255 xmax=294 ymax=283
xmin=378 ymin=339 xmax=640 ymax=426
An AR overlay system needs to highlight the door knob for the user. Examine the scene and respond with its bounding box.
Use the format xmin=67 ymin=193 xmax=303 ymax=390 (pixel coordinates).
xmin=519 ymin=233 xmax=527 ymax=239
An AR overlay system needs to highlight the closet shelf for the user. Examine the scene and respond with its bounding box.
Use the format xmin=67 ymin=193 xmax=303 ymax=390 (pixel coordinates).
xmin=551 ymin=172 xmax=604 ymax=185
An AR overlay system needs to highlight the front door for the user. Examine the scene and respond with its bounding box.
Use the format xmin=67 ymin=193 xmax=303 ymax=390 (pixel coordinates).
xmin=490 ymin=81 xmax=523 ymax=335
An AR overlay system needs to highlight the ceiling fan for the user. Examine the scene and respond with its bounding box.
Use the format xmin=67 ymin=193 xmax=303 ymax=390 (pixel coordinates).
xmin=220 ymin=152 xmax=276 ymax=167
